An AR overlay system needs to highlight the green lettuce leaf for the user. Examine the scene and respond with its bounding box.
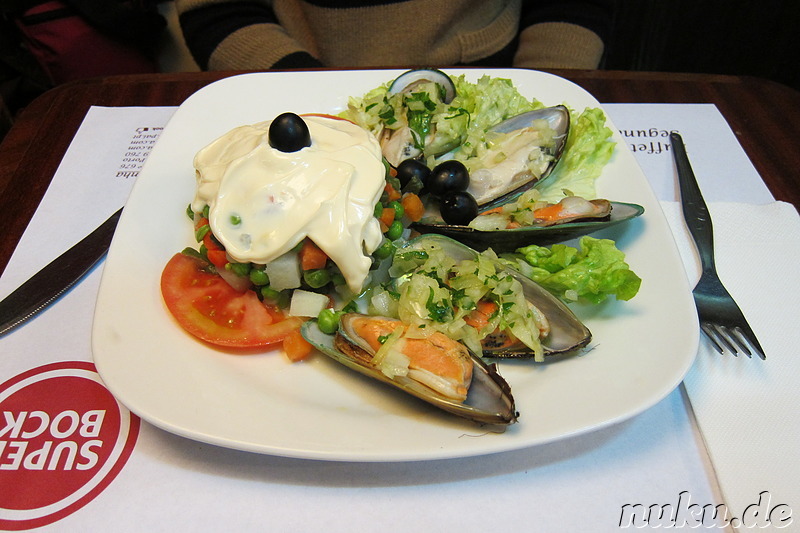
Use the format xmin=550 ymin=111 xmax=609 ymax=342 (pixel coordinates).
xmin=535 ymin=107 xmax=616 ymax=203
xmin=514 ymin=236 xmax=641 ymax=304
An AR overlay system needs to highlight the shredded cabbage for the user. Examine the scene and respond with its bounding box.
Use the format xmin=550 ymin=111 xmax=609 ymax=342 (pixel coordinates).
xmin=380 ymin=242 xmax=544 ymax=358
xmin=342 ymin=75 xmax=541 ymax=162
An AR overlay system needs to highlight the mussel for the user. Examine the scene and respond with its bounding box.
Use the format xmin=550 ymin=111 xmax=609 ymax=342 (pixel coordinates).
xmin=416 ymin=200 xmax=645 ymax=252
xmin=388 ymin=68 xmax=456 ymax=103
xmin=407 ymin=104 xmax=635 ymax=251
xmin=379 ymin=69 xmax=460 ymax=166
xmin=468 ymin=105 xmax=570 ymax=212
xmin=301 ymin=318 xmax=518 ymax=425
xmin=397 ymin=234 xmax=592 ymax=359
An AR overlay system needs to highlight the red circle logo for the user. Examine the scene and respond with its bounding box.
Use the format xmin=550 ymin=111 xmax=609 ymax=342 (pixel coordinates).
xmin=0 ymin=361 xmax=139 ymax=530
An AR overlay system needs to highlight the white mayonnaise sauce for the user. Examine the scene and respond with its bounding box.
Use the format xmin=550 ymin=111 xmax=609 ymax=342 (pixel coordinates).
xmin=192 ymin=115 xmax=385 ymax=292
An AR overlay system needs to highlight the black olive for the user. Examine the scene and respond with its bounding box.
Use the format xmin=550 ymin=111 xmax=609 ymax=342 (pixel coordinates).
xmin=440 ymin=191 xmax=478 ymax=226
xmin=395 ymin=159 xmax=431 ymax=189
xmin=428 ymin=160 xmax=469 ymax=196
xmin=269 ymin=112 xmax=311 ymax=152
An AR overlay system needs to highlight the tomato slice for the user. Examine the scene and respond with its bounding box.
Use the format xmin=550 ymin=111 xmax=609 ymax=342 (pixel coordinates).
xmin=161 ymin=253 xmax=302 ymax=348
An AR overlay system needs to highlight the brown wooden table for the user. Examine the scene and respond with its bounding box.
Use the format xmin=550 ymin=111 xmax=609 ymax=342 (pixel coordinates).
xmin=1 ymin=69 xmax=799 ymax=274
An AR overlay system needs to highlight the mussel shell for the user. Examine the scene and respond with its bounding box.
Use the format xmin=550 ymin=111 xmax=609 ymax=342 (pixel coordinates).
xmin=388 ymin=68 xmax=456 ymax=103
xmin=301 ymin=320 xmax=518 ymax=425
xmin=412 ymin=201 xmax=645 ymax=253
xmin=397 ymin=234 xmax=592 ymax=358
xmin=477 ymin=105 xmax=571 ymax=212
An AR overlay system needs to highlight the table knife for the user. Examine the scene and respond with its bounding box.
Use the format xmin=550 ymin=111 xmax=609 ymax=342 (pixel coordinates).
xmin=0 ymin=208 xmax=122 ymax=339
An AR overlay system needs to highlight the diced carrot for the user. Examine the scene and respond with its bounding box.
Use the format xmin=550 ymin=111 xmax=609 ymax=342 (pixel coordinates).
xmin=379 ymin=207 xmax=395 ymax=227
xmin=299 ymin=239 xmax=328 ymax=270
xmin=283 ymin=327 xmax=314 ymax=362
xmin=384 ymin=182 xmax=401 ymax=201
xmin=400 ymin=193 xmax=425 ymax=222
xmin=479 ymin=206 xmax=504 ymax=215
xmin=203 ymin=233 xmax=228 ymax=268
xmin=194 ymin=216 xmax=210 ymax=230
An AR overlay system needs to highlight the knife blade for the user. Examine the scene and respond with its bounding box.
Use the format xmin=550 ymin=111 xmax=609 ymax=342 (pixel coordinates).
xmin=0 ymin=208 xmax=122 ymax=338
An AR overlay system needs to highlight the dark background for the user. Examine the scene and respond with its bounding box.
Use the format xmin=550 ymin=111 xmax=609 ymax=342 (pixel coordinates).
xmin=2 ymin=0 xmax=799 ymax=137
xmin=606 ymin=0 xmax=800 ymax=91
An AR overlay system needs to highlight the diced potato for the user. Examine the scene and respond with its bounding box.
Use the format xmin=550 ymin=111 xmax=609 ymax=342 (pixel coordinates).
xmin=265 ymin=252 xmax=301 ymax=290
xmin=289 ymin=289 xmax=330 ymax=317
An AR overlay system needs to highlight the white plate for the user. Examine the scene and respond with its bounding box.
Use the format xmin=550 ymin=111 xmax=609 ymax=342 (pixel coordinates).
xmin=92 ymin=69 xmax=698 ymax=462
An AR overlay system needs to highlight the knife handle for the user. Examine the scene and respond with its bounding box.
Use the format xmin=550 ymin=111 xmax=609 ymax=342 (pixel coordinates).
xmin=670 ymin=132 xmax=716 ymax=272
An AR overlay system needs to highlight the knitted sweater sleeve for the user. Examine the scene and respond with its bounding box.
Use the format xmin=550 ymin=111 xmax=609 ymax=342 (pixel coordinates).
xmin=175 ymin=0 xmax=322 ymax=70
xmin=514 ymin=0 xmax=613 ymax=69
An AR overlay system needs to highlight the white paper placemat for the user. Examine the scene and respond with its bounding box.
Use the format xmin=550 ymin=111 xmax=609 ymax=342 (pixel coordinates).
xmin=2 ymin=101 xmax=796 ymax=531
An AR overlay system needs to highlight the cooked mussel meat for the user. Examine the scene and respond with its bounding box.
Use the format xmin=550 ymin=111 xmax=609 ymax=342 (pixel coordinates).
xmin=466 ymin=105 xmax=570 ymax=211
xmin=469 ymin=196 xmax=612 ymax=231
xmin=301 ymin=317 xmax=518 ymax=425
xmin=337 ymin=314 xmax=473 ymax=402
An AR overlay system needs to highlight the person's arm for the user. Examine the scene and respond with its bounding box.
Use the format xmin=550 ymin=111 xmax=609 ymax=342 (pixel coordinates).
xmin=176 ymin=0 xmax=323 ymax=70
xmin=514 ymin=0 xmax=613 ymax=69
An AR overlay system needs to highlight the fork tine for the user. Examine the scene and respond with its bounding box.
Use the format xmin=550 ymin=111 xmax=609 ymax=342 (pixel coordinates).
xmin=701 ymin=323 xmax=739 ymax=356
xmin=700 ymin=322 xmax=766 ymax=360
xmin=728 ymin=326 xmax=754 ymax=358
xmin=734 ymin=323 xmax=766 ymax=360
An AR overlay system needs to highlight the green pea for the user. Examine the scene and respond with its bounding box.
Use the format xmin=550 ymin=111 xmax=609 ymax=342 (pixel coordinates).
xmin=186 ymin=204 xmax=195 ymax=221
xmin=386 ymin=220 xmax=404 ymax=241
xmin=226 ymin=262 xmax=251 ymax=277
xmin=374 ymin=202 xmax=385 ymax=218
xmin=249 ymin=267 xmax=269 ymax=286
xmin=317 ymin=308 xmax=340 ymax=334
xmin=373 ymin=240 xmax=396 ymax=260
xmin=303 ymin=269 xmax=331 ymax=289
xmin=388 ymin=200 xmax=404 ymax=220
xmin=261 ymin=286 xmax=289 ymax=308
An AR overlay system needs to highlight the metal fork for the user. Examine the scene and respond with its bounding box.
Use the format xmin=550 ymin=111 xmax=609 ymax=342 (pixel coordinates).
xmin=670 ymin=132 xmax=766 ymax=359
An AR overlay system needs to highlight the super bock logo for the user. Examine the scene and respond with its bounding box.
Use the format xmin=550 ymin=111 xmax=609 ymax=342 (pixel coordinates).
xmin=0 ymin=361 xmax=139 ymax=529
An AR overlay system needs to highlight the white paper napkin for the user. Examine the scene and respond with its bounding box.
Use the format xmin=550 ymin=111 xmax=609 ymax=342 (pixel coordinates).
xmin=661 ymin=200 xmax=800 ymax=524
